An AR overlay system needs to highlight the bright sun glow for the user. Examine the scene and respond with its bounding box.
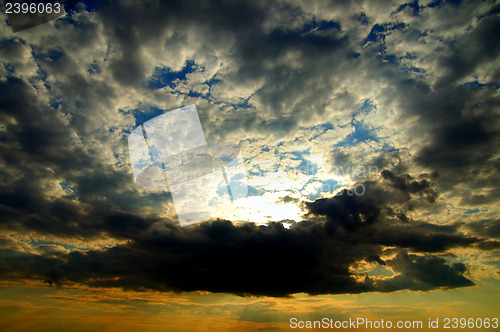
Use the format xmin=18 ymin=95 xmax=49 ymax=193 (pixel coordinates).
xmin=220 ymin=194 xmax=304 ymax=224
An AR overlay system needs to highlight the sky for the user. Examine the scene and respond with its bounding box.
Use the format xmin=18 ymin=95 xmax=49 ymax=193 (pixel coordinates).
xmin=0 ymin=0 xmax=499 ymax=331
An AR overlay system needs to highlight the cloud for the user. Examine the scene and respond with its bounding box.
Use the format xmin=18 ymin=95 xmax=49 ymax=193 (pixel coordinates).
xmin=375 ymin=251 xmax=475 ymax=292
xmin=0 ymin=0 xmax=499 ymax=298
xmin=0 ymin=174 xmax=490 ymax=297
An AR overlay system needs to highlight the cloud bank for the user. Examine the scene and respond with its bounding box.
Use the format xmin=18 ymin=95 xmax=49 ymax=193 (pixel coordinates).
xmin=0 ymin=0 xmax=499 ymax=297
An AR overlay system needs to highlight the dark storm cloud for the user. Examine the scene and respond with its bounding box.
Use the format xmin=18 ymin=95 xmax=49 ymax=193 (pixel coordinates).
xmin=436 ymin=15 xmax=500 ymax=87
xmin=375 ymin=252 xmax=474 ymax=292
xmin=412 ymin=84 xmax=500 ymax=201
xmin=380 ymin=170 xmax=438 ymax=203
xmin=462 ymin=219 xmax=500 ymax=239
xmin=305 ymin=179 xmax=478 ymax=253
xmin=0 ymin=174 xmax=490 ymax=297
xmin=383 ymin=14 xmax=500 ymax=199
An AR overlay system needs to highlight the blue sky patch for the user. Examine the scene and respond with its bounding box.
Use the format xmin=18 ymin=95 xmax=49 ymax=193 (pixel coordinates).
xmin=465 ymin=208 xmax=488 ymax=215
xmin=246 ymin=185 xmax=266 ymax=197
xmin=383 ymin=54 xmax=398 ymax=63
xmin=147 ymin=60 xmax=197 ymax=90
xmin=395 ymin=0 xmax=421 ymax=16
xmin=363 ymin=22 xmax=406 ymax=45
xmin=428 ymin=0 xmax=462 ymax=8
xmin=88 ymin=61 xmax=102 ymax=74
xmin=301 ymin=19 xmax=341 ymax=34
xmin=4 ymin=63 xmax=15 ymax=73
xmin=336 ymin=100 xmax=379 ymax=147
xmin=461 ymin=81 xmax=486 ymax=89
xmin=338 ymin=123 xmax=379 ymax=147
xmin=307 ymin=122 xmax=333 ymax=141
xmin=60 ymin=181 xmax=78 ymax=199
